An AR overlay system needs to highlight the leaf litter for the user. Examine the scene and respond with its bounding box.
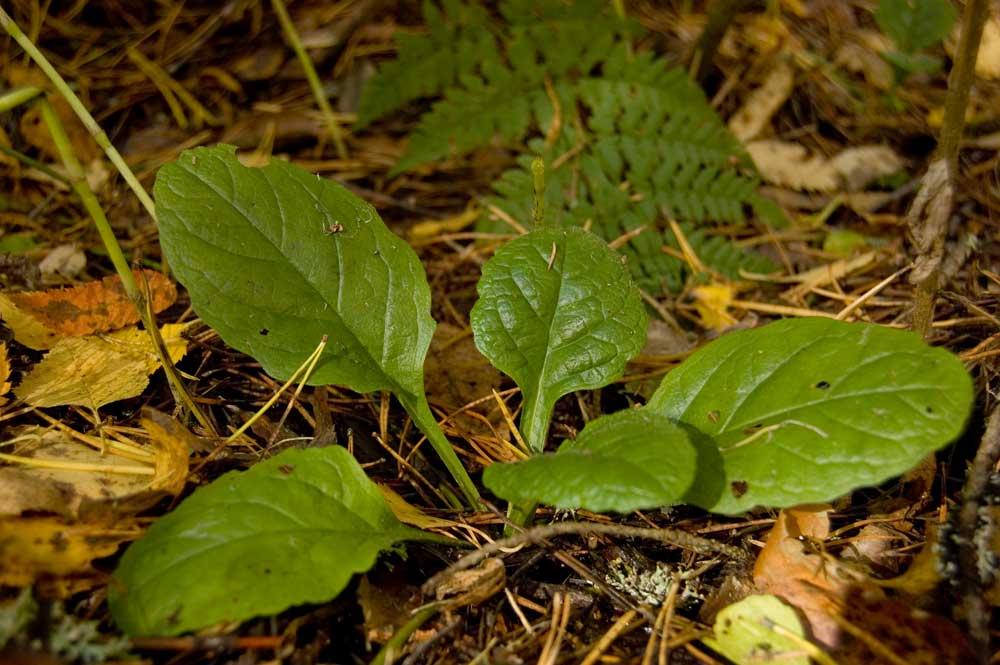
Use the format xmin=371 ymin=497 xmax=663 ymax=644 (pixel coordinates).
xmin=0 ymin=1 xmax=998 ymax=663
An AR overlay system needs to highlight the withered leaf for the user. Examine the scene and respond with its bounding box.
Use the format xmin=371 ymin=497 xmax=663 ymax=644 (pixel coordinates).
xmin=6 ymin=269 xmax=176 ymax=338
xmin=14 ymin=323 xmax=189 ymax=408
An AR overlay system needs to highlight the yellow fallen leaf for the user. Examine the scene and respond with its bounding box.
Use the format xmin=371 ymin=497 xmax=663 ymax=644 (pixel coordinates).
xmin=378 ymin=484 xmax=459 ymax=529
xmin=0 ymin=341 xmax=10 ymax=406
xmin=407 ymin=204 xmax=479 ymax=243
xmin=14 ymin=323 xmax=189 ymax=408
xmin=692 ymin=283 xmax=737 ymax=332
xmin=141 ymin=408 xmax=192 ymax=497
xmin=0 ymin=515 xmax=141 ymax=596
xmin=0 ymin=293 xmax=60 ymax=350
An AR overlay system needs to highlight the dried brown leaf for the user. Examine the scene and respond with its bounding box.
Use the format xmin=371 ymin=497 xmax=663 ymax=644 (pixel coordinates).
xmin=747 ymin=140 xmax=840 ymax=191
xmin=0 ymin=468 xmax=74 ymax=518
xmin=729 ymin=59 xmax=795 ymax=142
xmin=19 ymin=95 xmax=100 ymax=164
xmin=753 ymin=505 xmax=858 ymax=646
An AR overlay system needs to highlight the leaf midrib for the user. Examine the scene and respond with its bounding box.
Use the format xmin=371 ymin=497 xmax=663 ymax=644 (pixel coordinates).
xmin=170 ymin=157 xmax=401 ymax=393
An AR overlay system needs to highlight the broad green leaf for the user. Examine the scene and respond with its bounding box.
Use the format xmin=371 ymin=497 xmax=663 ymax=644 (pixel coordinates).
xmin=875 ymin=0 xmax=956 ymax=53
xmin=703 ymin=595 xmax=810 ymax=665
xmin=483 ymin=409 xmax=705 ymax=512
xmin=471 ymin=227 xmax=646 ymax=451
xmin=647 ymin=318 xmax=973 ymax=514
xmin=154 ymin=145 xmax=478 ymax=505
xmin=155 ymin=145 xmax=431 ymax=397
xmin=109 ymin=447 xmax=426 ymax=636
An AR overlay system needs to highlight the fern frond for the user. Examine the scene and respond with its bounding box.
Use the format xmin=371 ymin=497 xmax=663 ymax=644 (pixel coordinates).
xmin=355 ymin=0 xmax=497 ymax=129
xmin=390 ymin=4 xmax=632 ymax=172
xmin=664 ymin=222 xmax=779 ymax=284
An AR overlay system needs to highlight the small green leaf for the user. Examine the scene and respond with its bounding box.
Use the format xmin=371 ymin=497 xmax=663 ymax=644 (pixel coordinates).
xmin=483 ymin=410 xmax=699 ymax=512
xmin=109 ymin=447 xmax=426 ymax=636
xmin=471 ymin=227 xmax=646 ymax=451
xmin=155 ymin=145 xmax=478 ymax=505
xmin=823 ymin=229 xmax=870 ymax=256
xmin=882 ymin=49 xmax=943 ymax=75
xmin=646 ymin=318 xmax=973 ymax=513
xmin=875 ymin=0 xmax=956 ymax=53
xmin=0 ymin=234 xmax=37 ymax=253
xmin=703 ymin=595 xmax=810 ymax=665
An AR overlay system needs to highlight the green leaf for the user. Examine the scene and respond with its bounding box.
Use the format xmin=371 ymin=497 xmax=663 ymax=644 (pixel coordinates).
xmin=156 ymin=145 xmax=430 ymax=396
xmin=109 ymin=447 xmax=426 ymax=636
xmin=155 ymin=145 xmax=479 ymax=506
xmin=703 ymin=595 xmax=810 ymax=665
xmin=646 ymin=318 xmax=973 ymax=514
xmin=875 ymin=0 xmax=956 ymax=53
xmin=471 ymin=227 xmax=647 ymax=451
xmin=0 ymin=234 xmax=36 ymax=253
xmin=483 ymin=409 xmax=701 ymax=512
xmin=823 ymin=229 xmax=870 ymax=256
xmin=882 ymin=49 xmax=943 ymax=75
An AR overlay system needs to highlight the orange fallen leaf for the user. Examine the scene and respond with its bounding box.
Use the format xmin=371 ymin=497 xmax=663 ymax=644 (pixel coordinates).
xmin=14 ymin=323 xmax=189 ymax=408
xmin=753 ymin=504 xmax=859 ymax=647
xmin=4 ymin=269 xmax=176 ymax=343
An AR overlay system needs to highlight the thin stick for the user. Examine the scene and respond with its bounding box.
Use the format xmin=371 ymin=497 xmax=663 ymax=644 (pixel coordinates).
xmin=270 ymin=0 xmax=348 ymax=158
xmin=0 ymin=8 xmax=157 ymax=221
xmin=909 ymin=0 xmax=990 ymax=336
xmin=422 ymin=521 xmax=747 ymax=596
xmin=835 ymin=266 xmax=910 ymax=321
xmin=580 ymin=609 xmax=641 ymax=665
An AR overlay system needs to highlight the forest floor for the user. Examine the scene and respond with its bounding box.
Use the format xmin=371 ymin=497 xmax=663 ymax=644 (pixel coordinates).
xmin=1 ymin=1 xmax=999 ymax=664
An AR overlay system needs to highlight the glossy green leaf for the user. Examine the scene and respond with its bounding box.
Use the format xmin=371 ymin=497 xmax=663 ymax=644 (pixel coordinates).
xmin=703 ymin=595 xmax=809 ymax=665
xmin=109 ymin=447 xmax=426 ymax=636
xmin=471 ymin=226 xmax=646 ymax=451
xmin=155 ymin=145 xmax=431 ymax=396
xmin=647 ymin=318 xmax=973 ymax=513
xmin=483 ymin=410 xmax=701 ymax=512
xmin=154 ymin=145 xmax=478 ymax=505
xmin=875 ymin=0 xmax=956 ymax=53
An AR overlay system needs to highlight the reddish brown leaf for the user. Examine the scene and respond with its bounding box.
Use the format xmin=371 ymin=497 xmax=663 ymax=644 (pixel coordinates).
xmin=7 ymin=269 xmax=176 ymax=336
xmin=753 ymin=505 xmax=858 ymax=647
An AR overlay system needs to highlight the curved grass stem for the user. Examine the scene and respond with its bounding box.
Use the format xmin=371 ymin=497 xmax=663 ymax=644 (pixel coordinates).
xmin=37 ymin=98 xmax=216 ymax=437
xmin=270 ymin=0 xmax=348 ymax=159
xmin=0 ymin=8 xmax=157 ymax=222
